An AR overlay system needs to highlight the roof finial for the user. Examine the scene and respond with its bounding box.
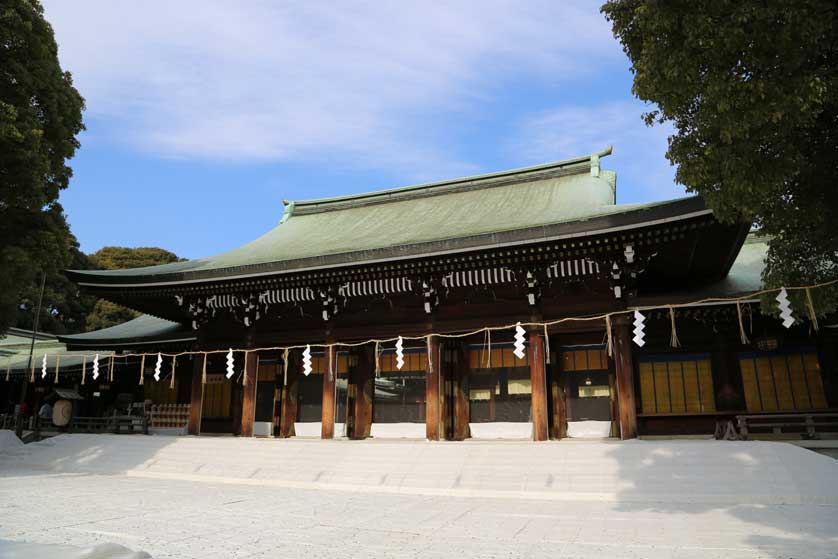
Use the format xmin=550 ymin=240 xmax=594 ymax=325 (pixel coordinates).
xmin=590 ymin=145 xmax=613 ymax=177
xmin=280 ymin=199 xmax=295 ymax=224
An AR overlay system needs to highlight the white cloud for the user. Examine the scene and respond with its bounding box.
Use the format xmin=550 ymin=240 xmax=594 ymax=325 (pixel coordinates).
xmin=42 ymin=0 xmax=622 ymax=178
xmin=509 ymin=101 xmax=683 ymax=202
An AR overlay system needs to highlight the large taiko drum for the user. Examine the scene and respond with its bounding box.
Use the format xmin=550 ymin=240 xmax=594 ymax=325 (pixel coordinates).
xmin=53 ymin=399 xmax=72 ymax=427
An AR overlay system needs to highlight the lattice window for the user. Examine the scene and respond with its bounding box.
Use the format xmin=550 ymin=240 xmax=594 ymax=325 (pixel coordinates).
xmin=467 ymin=345 xmax=530 ymax=369
xmin=144 ymin=378 xmax=177 ymax=405
xmin=560 ymin=348 xmax=607 ymax=371
xmin=739 ymin=351 xmax=827 ymax=412
xmin=638 ymin=355 xmax=715 ymax=415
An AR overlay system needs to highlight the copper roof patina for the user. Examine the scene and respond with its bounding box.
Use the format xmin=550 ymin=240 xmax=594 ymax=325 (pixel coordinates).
xmin=68 ymin=147 xmax=720 ymax=288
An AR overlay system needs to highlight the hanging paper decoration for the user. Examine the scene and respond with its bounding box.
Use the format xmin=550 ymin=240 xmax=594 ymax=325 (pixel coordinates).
xmin=225 ymin=348 xmax=235 ymax=379
xmin=776 ymin=287 xmax=795 ymax=328
xmin=513 ymin=322 xmax=526 ymax=360
xmin=92 ymin=353 xmax=100 ymax=380
xmin=41 ymin=354 xmax=48 ymax=379
xmin=302 ymin=344 xmax=312 ymax=376
xmin=395 ymin=336 xmax=405 ymax=370
xmin=154 ymin=352 xmax=162 ymax=381
xmin=632 ymin=310 xmax=646 ymax=347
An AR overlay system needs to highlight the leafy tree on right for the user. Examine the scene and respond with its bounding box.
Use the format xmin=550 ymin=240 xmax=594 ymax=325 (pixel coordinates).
xmin=602 ymin=1 xmax=838 ymax=314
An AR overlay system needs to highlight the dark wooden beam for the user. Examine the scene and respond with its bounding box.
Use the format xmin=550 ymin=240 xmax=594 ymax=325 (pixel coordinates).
xmin=321 ymin=343 xmax=336 ymax=439
xmin=187 ymin=353 xmax=204 ymax=436
xmin=612 ymin=316 xmax=638 ymax=439
xmin=425 ymin=335 xmax=442 ymax=441
xmin=529 ymin=330 xmax=549 ymax=441
xmin=239 ymin=350 xmax=258 ymax=437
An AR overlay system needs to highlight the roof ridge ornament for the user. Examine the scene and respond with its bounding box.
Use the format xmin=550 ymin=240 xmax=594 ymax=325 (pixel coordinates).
xmin=590 ymin=145 xmax=613 ymax=178
xmin=279 ymin=199 xmax=295 ymax=224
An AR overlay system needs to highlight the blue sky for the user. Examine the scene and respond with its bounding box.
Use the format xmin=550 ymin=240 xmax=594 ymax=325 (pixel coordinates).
xmin=44 ymin=1 xmax=680 ymax=260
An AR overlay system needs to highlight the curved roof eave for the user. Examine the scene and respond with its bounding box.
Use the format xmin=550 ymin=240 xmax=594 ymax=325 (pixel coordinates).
xmin=69 ymin=196 xmax=711 ymax=289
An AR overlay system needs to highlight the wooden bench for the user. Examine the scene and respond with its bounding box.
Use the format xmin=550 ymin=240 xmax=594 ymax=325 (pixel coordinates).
xmin=736 ymin=413 xmax=838 ymax=440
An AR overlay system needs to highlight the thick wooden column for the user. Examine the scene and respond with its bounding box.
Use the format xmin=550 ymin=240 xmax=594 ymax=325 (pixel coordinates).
xmin=613 ymin=317 xmax=638 ymax=439
xmin=549 ymin=333 xmax=566 ymax=440
xmin=450 ymin=343 xmax=470 ymax=440
xmin=240 ymin=350 xmax=258 ymax=437
xmin=350 ymin=346 xmax=374 ymax=440
xmin=321 ymin=344 xmax=337 ymax=439
xmin=529 ymin=331 xmax=549 ymax=441
xmin=425 ymin=335 xmax=442 ymax=441
xmin=279 ymin=352 xmax=299 ymax=438
xmin=187 ymin=353 xmax=204 ymax=436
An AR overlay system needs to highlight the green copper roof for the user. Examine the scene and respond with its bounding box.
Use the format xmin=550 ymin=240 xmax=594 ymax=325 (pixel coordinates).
xmin=0 ymin=328 xmax=111 ymax=374
xmin=57 ymin=314 xmax=193 ymax=348
xmin=67 ymin=148 xmax=712 ymax=287
xmin=633 ymin=232 xmax=768 ymax=306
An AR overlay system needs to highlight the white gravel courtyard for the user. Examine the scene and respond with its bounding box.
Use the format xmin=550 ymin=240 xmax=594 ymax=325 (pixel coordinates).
xmin=1 ymin=434 xmax=837 ymax=558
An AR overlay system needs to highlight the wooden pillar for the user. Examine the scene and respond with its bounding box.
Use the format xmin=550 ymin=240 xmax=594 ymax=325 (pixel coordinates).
xmin=425 ymin=335 xmax=442 ymax=441
xmin=450 ymin=343 xmax=470 ymax=441
xmin=321 ymin=344 xmax=337 ymax=439
xmin=350 ymin=346 xmax=374 ymax=440
xmin=529 ymin=331 xmax=549 ymax=441
xmin=550 ymin=338 xmax=566 ymax=440
xmin=613 ymin=316 xmax=638 ymax=439
xmin=240 ymin=350 xmax=258 ymax=437
xmin=279 ymin=352 xmax=299 ymax=438
xmin=187 ymin=353 xmax=204 ymax=436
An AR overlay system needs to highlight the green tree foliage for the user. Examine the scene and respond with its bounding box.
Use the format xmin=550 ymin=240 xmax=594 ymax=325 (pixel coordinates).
xmin=89 ymin=246 xmax=180 ymax=271
xmin=15 ymin=239 xmax=97 ymax=334
xmin=602 ymin=1 xmax=838 ymax=314
xmin=0 ymin=0 xmax=85 ymax=335
xmin=84 ymin=247 xmax=181 ymax=331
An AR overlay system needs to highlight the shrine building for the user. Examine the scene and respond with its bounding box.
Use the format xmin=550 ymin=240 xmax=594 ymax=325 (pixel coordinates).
xmin=21 ymin=146 xmax=836 ymax=440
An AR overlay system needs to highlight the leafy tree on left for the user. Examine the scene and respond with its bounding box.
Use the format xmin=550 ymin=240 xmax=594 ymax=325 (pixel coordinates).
xmin=0 ymin=0 xmax=85 ymax=335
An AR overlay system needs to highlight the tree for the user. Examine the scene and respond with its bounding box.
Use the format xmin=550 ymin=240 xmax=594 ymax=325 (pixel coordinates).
xmin=0 ymin=0 xmax=85 ymax=335
xmin=15 ymin=238 xmax=97 ymax=334
xmin=88 ymin=246 xmax=180 ymax=271
xmin=602 ymin=1 xmax=838 ymax=314
xmin=84 ymin=247 xmax=181 ymax=330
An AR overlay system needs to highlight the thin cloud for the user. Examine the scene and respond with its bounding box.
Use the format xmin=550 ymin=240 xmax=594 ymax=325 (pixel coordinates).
xmin=510 ymin=101 xmax=682 ymax=202
xmin=43 ymin=1 xmax=622 ymax=178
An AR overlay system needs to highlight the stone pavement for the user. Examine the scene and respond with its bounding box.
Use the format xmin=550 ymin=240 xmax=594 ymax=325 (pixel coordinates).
xmin=1 ymin=435 xmax=837 ymax=558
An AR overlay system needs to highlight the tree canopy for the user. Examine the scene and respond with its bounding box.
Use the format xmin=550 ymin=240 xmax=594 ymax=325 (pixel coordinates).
xmin=84 ymin=247 xmax=181 ymax=331
xmin=602 ymin=0 xmax=838 ymax=314
xmin=0 ymin=0 xmax=85 ymax=335
xmin=89 ymin=246 xmax=180 ymax=271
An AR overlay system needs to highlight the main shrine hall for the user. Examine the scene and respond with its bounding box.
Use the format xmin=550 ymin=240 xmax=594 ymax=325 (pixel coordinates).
xmin=26 ymin=147 xmax=835 ymax=441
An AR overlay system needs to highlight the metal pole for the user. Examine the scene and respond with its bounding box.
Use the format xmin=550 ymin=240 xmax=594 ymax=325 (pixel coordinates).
xmin=16 ymin=272 xmax=46 ymax=438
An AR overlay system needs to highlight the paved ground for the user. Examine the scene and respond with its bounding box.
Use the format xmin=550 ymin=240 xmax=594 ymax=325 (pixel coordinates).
xmin=1 ymin=435 xmax=837 ymax=558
